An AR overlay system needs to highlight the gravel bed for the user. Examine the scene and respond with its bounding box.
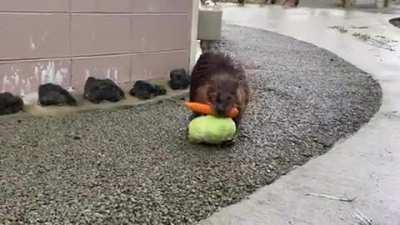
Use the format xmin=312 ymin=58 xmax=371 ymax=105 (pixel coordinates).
xmin=0 ymin=24 xmax=382 ymax=225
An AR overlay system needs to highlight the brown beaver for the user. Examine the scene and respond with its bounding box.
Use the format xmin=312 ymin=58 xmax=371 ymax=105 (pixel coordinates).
xmin=190 ymin=52 xmax=249 ymax=126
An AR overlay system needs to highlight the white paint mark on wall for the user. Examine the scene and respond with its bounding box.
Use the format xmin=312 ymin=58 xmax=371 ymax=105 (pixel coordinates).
xmin=84 ymin=69 xmax=91 ymax=82
xmin=29 ymin=36 xmax=37 ymax=50
xmin=2 ymin=76 xmax=11 ymax=93
xmin=1 ymin=61 xmax=70 ymax=103
xmin=84 ymin=67 xmax=120 ymax=82
xmin=40 ymin=61 xmax=55 ymax=84
xmin=1 ymin=68 xmax=24 ymax=95
xmin=114 ymin=69 xmax=119 ymax=81
xmin=34 ymin=66 xmax=40 ymax=80
xmin=105 ymin=67 xmax=120 ymax=81
xmin=26 ymin=79 xmax=32 ymax=92
xmin=38 ymin=61 xmax=69 ymax=85
xmin=13 ymin=72 xmax=20 ymax=87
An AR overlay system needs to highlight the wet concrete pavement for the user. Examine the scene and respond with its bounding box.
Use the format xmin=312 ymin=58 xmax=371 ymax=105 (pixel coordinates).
xmin=199 ymin=4 xmax=400 ymax=225
xmin=0 ymin=23 xmax=381 ymax=224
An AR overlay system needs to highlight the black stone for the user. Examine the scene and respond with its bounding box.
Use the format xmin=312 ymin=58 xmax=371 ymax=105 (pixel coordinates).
xmin=389 ymin=18 xmax=400 ymax=28
xmin=84 ymin=77 xmax=125 ymax=104
xmin=130 ymin=80 xmax=167 ymax=100
xmin=39 ymin=83 xmax=77 ymax=106
xmin=168 ymin=69 xmax=190 ymax=90
xmin=154 ymin=84 xmax=167 ymax=96
xmin=0 ymin=92 xmax=23 ymax=115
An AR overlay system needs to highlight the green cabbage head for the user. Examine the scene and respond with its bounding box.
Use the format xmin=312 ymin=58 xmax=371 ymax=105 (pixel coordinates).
xmin=188 ymin=115 xmax=237 ymax=144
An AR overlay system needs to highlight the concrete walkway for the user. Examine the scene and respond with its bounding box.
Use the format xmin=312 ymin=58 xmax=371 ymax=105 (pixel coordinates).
xmin=199 ymin=5 xmax=400 ymax=225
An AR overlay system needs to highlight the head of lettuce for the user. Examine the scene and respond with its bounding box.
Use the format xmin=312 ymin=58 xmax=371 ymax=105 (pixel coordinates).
xmin=188 ymin=115 xmax=237 ymax=144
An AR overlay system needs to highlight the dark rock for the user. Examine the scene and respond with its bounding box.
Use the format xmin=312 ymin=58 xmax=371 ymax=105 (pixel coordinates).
xmin=0 ymin=92 xmax=23 ymax=115
xmin=39 ymin=83 xmax=77 ymax=106
xmin=153 ymin=84 xmax=167 ymax=96
xmin=84 ymin=77 xmax=125 ymax=104
xmin=130 ymin=80 xmax=167 ymax=100
xmin=390 ymin=18 xmax=400 ymax=28
xmin=168 ymin=69 xmax=190 ymax=90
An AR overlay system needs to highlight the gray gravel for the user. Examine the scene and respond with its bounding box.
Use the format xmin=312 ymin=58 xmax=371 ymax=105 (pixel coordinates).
xmin=0 ymin=24 xmax=381 ymax=225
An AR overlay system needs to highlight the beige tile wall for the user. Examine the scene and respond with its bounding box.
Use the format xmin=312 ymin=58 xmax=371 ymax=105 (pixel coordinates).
xmin=0 ymin=0 xmax=193 ymax=96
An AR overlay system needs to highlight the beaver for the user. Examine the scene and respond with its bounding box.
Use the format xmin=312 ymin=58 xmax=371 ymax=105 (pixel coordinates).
xmin=190 ymin=52 xmax=249 ymax=126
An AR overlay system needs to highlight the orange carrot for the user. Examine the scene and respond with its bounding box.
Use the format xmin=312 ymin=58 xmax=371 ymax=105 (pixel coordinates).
xmin=184 ymin=102 xmax=213 ymax=115
xmin=184 ymin=102 xmax=239 ymax=118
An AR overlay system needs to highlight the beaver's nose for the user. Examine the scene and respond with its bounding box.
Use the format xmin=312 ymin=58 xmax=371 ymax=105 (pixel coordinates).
xmin=215 ymin=103 xmax=226 ymax=116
